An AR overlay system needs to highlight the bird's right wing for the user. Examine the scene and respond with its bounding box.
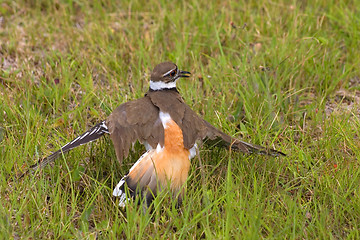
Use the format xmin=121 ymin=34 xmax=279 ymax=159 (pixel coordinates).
xmin=200 ymin=119 xmax=285 ymax=156
xmin=181 ymin=104 xmax=285 ymax=157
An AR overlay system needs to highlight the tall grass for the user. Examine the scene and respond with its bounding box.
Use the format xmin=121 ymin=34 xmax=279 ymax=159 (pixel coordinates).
xmin=1 ymin=0 xmax=359 ymax=238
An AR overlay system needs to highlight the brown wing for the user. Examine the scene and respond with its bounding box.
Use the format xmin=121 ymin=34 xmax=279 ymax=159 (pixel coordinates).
xmin=182 ymin=106 xmax=285 ymax=156
xmin=106 ymin=95 xmax=164 ymax=162
xmin=147 ymin=89 xmax=284 ymax=157
xmin=199 ymin=118 xmax=285 ymax=156
xmin=148 ymin=89 xmax=284 ymax=156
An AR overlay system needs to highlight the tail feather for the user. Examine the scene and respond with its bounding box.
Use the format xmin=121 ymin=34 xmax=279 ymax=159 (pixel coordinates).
xmin=113 ymin=177 xmax=129 ymax=207
xmin=28 ymin=121 xmax=109 ymax=173
xmin=113 ymin=150 xmax=157 ymax=207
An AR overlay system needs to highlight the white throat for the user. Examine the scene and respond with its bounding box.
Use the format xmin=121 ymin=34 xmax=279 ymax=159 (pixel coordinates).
xmin=150 ymin=80 xmax=177 ymax=90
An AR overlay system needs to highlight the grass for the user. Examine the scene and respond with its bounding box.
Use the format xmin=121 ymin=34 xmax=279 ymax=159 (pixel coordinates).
xmin=1 ymin=0 xmax=360 ymax=238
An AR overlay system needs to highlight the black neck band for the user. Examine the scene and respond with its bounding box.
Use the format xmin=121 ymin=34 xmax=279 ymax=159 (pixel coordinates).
xmin=148 ymin=87 xmax=178 ymax=93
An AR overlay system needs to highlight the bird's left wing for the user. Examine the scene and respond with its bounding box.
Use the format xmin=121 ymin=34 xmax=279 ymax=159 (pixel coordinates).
xmin=24 ymin=95 xmax=163 ymax=177
xmin=106 ymin=95 xmax=164 ymax=163
xmin=23 ymin=121 xmax=109 ymax=176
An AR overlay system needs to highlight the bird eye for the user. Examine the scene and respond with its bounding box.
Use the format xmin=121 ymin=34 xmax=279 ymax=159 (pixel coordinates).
xmin=170 ymin=70 xmax=176 ymax=77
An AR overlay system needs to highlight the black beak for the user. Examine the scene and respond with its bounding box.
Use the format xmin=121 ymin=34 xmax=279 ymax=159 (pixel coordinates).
xmin=179 ymin=70 xmax=191 ymax=78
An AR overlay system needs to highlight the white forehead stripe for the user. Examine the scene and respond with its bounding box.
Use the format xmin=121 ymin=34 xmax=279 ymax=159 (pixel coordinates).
xmin=162 ymin=67 xmax=177 ymax=77
xmin=150 ymin=80 xmax=177 ymax=90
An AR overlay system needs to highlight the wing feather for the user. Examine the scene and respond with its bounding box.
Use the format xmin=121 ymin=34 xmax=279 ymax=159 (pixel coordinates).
xmin=106 ymin=95 xmax=163 ymax=163
xmin=147 ymin=89 xmax=284 ymax=156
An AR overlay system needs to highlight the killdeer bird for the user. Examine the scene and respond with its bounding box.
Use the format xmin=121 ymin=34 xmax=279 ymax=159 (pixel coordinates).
xmin=30 ymin=62 xmax=284 ymax=207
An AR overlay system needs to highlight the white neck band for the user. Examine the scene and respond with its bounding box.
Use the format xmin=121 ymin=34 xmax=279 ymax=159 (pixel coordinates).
xmin=149 ymin=80 xmax=177 ymax=90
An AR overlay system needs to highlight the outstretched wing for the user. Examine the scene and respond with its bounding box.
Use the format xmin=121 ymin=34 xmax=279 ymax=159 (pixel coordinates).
xmin=25 ymin=95 xmax=163 ymax=176
xmin=199 ymin=118 xmax=285 ymax=156
xmin=106 ymin=95 xmax=163 ymax=163
xmin=22 ymin=121 xmax=109 ymax=177
xmin=183 ymin=106 xmax=285 ymax=156
xmin=147 ymin=89 xmax=285 ymax=157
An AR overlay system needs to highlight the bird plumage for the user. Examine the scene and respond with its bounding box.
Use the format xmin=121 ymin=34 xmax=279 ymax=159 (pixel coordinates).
xmin=113 ymin=111 xmax=192 ymax=207
xmin=29 ymin=121 xmax=109 ymax=171
xmin=27 ymin=61 xmax=285 ymax=207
